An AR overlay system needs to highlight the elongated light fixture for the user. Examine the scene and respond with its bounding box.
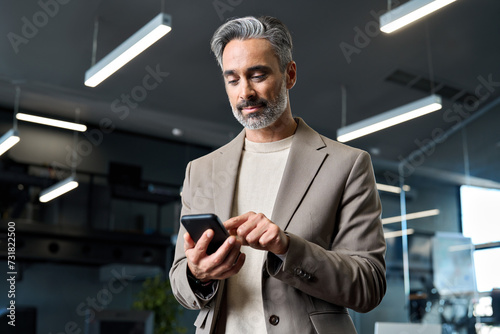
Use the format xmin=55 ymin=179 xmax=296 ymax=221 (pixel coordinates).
xmin=380 ymin=0 xmax=457 ymax=33
xmin=0 ymin=129 xmax=20 ymax=157
xmin=337 ymin=94 xmax=442 ymax=142
xmin=382 ymin=209 xmax=440 ymax=225
xmin=39 ymin=175 xmax=79 ymax=203
xmin=16 ymin=113 xmax=87 ymax=132
xmin=0 ymin=86 xmax=22 ymax=157
xmin=376 ymin=183 xmax=411 ymax=194
xmin=85 ymin=13 xmax=172 ymax=87
xmin=384 ymin=229 xmax=415 ymax=239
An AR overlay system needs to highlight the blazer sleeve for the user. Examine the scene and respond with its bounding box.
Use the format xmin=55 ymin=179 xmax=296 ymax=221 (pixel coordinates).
xmin=168 ymin=161 xmax=220 ymax=310
xmin=267 ymin=151 xmax=387 ymax=313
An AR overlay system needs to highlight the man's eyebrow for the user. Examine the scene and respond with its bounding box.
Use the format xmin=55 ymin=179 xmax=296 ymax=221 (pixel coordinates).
xmin=223 ymin=70 xmax=235 ymax=77
xmin=222 ymin=65 xmax=272 ymax=77
xmin=247 ymin=65 xmax=272 ymax=73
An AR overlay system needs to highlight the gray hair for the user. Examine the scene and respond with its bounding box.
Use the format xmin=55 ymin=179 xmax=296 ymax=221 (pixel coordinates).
xmin=210 ymin=16 xmax=293 ymax=73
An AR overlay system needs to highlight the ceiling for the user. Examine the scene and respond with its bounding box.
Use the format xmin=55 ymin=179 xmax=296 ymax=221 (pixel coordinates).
xmin=0 ymin=0 xmax=499 ymax=184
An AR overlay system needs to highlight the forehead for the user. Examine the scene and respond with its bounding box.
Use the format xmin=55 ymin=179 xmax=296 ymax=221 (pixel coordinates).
xmin=222 ymin=38 xmax=279 ymax=72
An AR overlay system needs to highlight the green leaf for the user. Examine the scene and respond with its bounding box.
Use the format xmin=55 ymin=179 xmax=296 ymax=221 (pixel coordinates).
xmin=132 ymin=274 xmax=186 ymax=334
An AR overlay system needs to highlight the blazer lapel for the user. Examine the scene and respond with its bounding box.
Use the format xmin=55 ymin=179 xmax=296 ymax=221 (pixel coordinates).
xmin=212 ymin=129 xmax=245 ymax=222
xmin=271 ymin=119 xmax=328 ymax=231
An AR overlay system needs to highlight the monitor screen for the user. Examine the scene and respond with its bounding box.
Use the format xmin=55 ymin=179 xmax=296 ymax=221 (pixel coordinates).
xmin=101 ymin=321 xmax=145 ymax=334
xmin=85 ymin=310 xmax=154 ymax=334
xmin=432 ymin=232 xmax=476 ymax=295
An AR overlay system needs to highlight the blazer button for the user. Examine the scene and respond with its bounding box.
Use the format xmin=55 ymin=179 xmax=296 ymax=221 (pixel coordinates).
xmin=269 ymin=315 xmax=279 ymax=326
xmin=294 ymin=268 xmax=303 ymax=276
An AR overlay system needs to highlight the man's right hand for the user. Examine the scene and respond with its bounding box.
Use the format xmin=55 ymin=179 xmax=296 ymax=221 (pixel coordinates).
xmin=184 ymin=229 xmax=246 ymax=282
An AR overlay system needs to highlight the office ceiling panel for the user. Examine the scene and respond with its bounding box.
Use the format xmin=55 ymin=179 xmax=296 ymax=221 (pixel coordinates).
xmin=0 ymin=0 xmax=498 ymax=183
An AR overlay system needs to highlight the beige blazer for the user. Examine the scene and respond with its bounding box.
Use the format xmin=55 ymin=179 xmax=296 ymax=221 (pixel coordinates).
xmin=169 ymin=118 xmax=386 ymax=334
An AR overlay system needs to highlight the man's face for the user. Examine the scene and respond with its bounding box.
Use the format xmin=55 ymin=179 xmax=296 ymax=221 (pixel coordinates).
xmin=222 ymin=38 xmax=288 ymax=129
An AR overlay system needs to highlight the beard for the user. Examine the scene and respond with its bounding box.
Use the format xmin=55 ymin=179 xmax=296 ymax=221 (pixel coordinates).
xmin=231 ymin=80 xmax=288 ymax=130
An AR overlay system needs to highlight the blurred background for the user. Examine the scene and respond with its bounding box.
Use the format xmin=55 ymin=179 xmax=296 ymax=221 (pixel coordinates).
xmin=0 ymin=0 xmax=499 ymax=333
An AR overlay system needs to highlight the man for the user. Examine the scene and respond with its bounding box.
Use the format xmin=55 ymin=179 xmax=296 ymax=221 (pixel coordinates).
xmin=169 ymin=16 xmax=386 ymax=334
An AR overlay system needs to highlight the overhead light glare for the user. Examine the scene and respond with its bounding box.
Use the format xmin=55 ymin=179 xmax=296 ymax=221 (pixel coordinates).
xmin=380 ymin=0 xmax=457 ymax=33
xmin=0 ymin=129 xmax=20 ymax=156
xmin=337 ymin=95 xmax=442 ymax=142
xmin=384 ymin=229 xmax=415 ymax=239
xmin=39 ymin=176 xmax=79 ymax=203
xmin=376 ymin=183 xmax=411 ymax=194
xmin=448 ymin=244 xmax=474 ymax=252
xmin=85 ymin=13 xmax=172 ymax=87
xmin=16 ymin=113 xmax=87 ymax=132
xmin=382 ymin=209 xmax=440 ymax=225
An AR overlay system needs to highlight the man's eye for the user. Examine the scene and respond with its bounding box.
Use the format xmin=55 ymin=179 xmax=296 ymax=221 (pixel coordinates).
xmin=252 ymin=75 xmax=266 ymax=80
xmin=227 ymin=79 xmax=239 ymax=85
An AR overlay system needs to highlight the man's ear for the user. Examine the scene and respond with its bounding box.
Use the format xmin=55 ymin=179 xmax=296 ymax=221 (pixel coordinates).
xmin=285 ymin=61 xmax=297 ymax=89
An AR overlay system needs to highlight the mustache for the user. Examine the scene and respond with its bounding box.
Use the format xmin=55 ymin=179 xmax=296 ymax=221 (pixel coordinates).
xmin=236 ymin=98 xmax=268 ymax=111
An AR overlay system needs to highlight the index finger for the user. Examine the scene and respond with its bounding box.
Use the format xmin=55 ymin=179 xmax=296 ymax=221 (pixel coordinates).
xmin=223 ymin=212 xmax=253 ymax=231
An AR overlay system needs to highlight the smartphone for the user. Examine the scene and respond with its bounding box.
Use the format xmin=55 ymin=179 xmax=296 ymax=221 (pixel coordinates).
xmin=180 ymin=214 xmax=230 ymax=254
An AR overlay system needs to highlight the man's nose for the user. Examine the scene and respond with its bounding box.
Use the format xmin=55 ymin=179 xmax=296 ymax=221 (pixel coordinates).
xmin=240 ymin=79 xmax=256 ymax=100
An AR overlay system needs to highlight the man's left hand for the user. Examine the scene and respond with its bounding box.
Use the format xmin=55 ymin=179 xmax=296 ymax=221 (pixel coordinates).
xmin=224 ymin=211 xmax=289 ymax=255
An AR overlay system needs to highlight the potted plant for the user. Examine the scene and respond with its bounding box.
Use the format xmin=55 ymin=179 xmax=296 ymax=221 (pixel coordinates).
xmin=133 ymin=275 xmax=187 ymax=334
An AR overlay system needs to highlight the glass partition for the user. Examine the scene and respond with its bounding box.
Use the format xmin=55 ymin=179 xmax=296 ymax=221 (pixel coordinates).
xmin=391 ymin=105 xmax=500 ymax=333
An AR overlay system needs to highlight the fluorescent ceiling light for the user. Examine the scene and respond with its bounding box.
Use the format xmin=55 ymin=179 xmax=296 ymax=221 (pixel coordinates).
xmin=380 ymin=0 xmax=457 ymax=33
xmin=384 ymin=229 xmax=415 ymax=239
xmin=337 ymin=94 xmax=442 ymax=142
xmin=39 ymin=176 xmax=79 ymax=203
xmin=85 ymin=13 xmax=172 ymax=87
xmin=16 ymin=113 xmax=87 ymax=132
xmin=0 ymin=129 xmax=20 ymax=156
xmin=376 ymin=183 xmax=411 ymax=194
xmin=382 ymin=209 xmax=440 ymax=225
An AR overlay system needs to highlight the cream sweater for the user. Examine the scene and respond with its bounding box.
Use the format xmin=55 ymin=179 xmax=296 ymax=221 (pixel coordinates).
xmin=223 ymin=135 xmax=293 ymax=334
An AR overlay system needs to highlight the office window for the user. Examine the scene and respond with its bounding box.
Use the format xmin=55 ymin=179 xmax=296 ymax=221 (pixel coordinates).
xmin=460 ymin=185 xmax=500 ymax=292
